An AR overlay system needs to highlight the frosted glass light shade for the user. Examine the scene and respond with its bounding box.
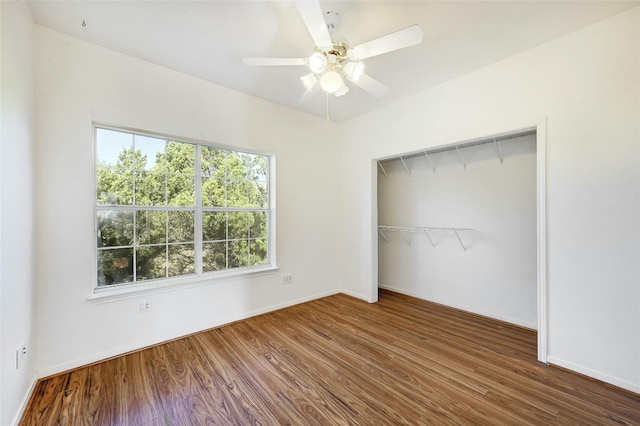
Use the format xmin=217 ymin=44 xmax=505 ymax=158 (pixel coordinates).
xmin=300 ymin=73 xmax=317 ymax=91
xmin=334 ymin=81 xmax=349 ymax=97
xmin=343 ymin=61 xmax=364 ymax=81
xmin=319 ymin=71 xmax=344 ymax=93
xmin=308 ymin=52 xmax=327 ymax=74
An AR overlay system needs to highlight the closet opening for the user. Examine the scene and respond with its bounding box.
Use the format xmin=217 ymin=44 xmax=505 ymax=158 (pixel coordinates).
xmin=374 ymin=125 xmax=546 ymax=362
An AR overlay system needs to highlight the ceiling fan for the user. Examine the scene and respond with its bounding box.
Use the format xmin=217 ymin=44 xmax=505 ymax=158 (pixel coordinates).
xmin=243 ymin=0 xmax=424 ymax=102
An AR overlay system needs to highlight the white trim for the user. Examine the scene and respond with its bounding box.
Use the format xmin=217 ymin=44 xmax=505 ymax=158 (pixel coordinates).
xmin=91 ymin=122 xmax=276 ymax=298
xmin=340 ymin=287 xmax=371 ymax=302
xmin=10 ymin=376 xmax=37 ymax=426
xmin=87 ymin=265 xmax=278 ymax=303
xmin=92 ymin=121 xmax=274 ymax=157
xmin=547 ymin=356 xmax=640 ymax=395
xmin=369 ymin=159 xmax=379 ymax=303
xmin=43 ymin=289 xmax=341 ymax=378
xmin=371 ymin=122 xmax=548 ymax=361
xmin=536 ymin=118 xmax=548 ymax=363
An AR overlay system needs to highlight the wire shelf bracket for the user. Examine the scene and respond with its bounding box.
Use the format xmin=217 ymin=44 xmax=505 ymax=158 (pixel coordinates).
xmin=423 ymin=151 xmax=436 ymax=173
xmin=494 ymin=138 xmax=504 ymax=165
xmin=377 ymin=161 xmax=389 ymax=180
xmin=378 ymin=225 xmax=473 ymax=251
xmin=399 ymin=156 xmax=411 ymax=176
xmin=455 ymin=146 xmax=466 ymax=170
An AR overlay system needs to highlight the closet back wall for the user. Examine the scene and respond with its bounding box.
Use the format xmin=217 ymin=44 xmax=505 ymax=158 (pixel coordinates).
xmin=378 ymin=134 xmax=537 ymax=329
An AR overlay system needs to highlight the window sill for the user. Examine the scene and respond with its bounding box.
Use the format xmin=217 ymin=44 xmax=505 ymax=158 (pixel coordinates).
xmin=86 ymin=265 xmax=279 ymax=304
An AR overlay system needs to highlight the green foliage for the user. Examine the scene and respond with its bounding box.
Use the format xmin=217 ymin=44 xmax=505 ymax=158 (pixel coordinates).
xmin=96 ymin=136 xmax=269 ymax=286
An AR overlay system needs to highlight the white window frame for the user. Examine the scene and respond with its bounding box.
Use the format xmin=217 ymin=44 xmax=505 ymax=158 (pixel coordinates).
xmin=89 ymin=123 xmax=277 ymax=302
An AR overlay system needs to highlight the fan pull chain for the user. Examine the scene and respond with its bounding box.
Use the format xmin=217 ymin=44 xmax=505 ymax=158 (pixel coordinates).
xmin=326 ymin=92 xmax=330 ymax=120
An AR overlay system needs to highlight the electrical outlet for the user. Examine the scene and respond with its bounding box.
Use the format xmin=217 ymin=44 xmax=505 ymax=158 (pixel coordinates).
xmin=138 ymin=299 xmax=152 ymax=313
xmin=282 ymin=273 xmax=293 ymax=285
xmin=15 ymin=342 xmax=27 ymax=369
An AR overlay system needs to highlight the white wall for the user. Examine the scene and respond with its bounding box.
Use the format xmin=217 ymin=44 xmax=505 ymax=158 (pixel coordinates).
xmin=0 ymin=2 xmax=38 ymax=424
xmin=34 ymin=26 xmax=341 ymax=376
xmin=378 ymin=135 xmax=537 ymax=328
xmin=342 ymin=7 xmax=640 ymax=393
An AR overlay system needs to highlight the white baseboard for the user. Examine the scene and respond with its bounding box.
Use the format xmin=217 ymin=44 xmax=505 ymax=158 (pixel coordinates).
xmin=11 ymin=376 xmax=37 ymax=426
xmin=339 ymin=288 xmax=370 ymax=302
xmin=547 ymin=356 xmax=640 ymax=395
xmin=38 ymin=289 xmax=342 ymax=378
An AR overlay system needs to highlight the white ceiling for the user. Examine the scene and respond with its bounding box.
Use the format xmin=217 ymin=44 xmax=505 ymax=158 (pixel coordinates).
xmin=27 ymin=1 xmax=638 ymax=122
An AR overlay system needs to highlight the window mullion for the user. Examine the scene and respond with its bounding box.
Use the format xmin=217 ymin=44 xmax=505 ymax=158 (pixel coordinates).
xmin=164 ymin=142 xmax=169 ymax=279
xmin=132 ymin=136 xmax=138 ymax=282
xmin=195 ymin=145 xmax=203 ymax=274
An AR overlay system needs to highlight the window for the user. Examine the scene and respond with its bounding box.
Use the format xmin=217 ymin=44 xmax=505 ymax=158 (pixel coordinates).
xmin=95 ymin=125 xmax=271 ymax=289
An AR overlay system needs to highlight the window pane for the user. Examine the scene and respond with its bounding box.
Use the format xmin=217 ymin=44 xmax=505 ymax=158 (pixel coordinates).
xmin=201 ymin=146 xmax=226 ymax=178
xmin=167 ymin=141 xmax=195 ymax=174
xmin=226 ymin=152 xmax=246 ymax=180
xmin=248 ymin=181 xmax=268 ymax=208
xmin=168 ymin=244 xmax=195 ymax=276
xmin=97 ymin=169 xmax=133 ymax=205
xmin=96 ymin=128 xmax=133 ymax=170
xmin=135 ymin=172 xmax=166 ymax=206
xmin=249 ymin=211 xmax=267 ymax=239
xmin=228 ymin=240 xmax=248 ymax=268
xmin=228 ymin=212 xmax=248 ymax=240
xmin=202 ymin=177 xmax=226 ymax=207
xmin=167 ymin=174 xmax=195 ymax=206
xmin=203 ymin=211 xmax=226 ymax=241
xmin=135 ymin=135 xmax=166 ymax=171
xmin=247 ymin=154 xmax=269 ymax=182
xmin=168 ymin=210 xmax=194 ymax=243
xmin=97 ymin=248 xmax=133 ymax=286
xmin=203 ymin=241 xmax=226 ymax=272
xmin=227 ymin=179 xmax=249 ymax=208
xmin=136 ymin=245 xmax=166 ymax=280
xmin=97 ymin=210 xmax=133 ymax=248
xmin=243 ymin=153 xmax=269 ymax=182
xmin=136 ymin=210 xmax=166 ymax=245
xmin=250 ymin=239 xmax=268 ymax=266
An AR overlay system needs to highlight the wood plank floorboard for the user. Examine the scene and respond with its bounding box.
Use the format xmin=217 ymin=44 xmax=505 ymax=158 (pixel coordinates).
xmin=20 ymin=290 xmax=640 ymax=425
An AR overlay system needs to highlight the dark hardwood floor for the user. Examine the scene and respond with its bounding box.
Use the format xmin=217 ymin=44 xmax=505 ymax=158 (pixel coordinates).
xmin=21 ymin=290 xmax=640 ymax=425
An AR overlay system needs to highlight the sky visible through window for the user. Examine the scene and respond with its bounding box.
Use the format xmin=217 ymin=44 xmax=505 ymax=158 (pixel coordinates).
xmin=96 ymin=128 xmax=169 ymax=170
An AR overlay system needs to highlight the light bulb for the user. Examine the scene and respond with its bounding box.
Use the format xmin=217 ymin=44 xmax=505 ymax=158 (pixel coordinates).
xmin=319 ymin=71 xmax=344 ymax=93
xmin=308 ymin=52 xmax=327 ymax=74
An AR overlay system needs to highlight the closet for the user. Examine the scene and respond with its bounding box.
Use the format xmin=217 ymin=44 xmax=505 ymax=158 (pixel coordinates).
xmin=377 ymin=131 xmax=537 ymax=329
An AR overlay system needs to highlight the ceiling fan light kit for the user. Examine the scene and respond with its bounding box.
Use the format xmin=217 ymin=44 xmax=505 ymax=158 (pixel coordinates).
xmin=320 ymin=70 xmax=345 ymax=94
xmin=308 ymin=51 xmax=327 ymax=74
xmin=343 ymin=61 xmax=364 ymax=82
xmin=300 ymin=72 xmax=318 ymax=91
xmin=243 ymin=0 xmax=424 ymax=101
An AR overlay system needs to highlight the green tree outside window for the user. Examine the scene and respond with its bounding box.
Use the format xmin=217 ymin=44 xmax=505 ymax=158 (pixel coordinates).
xmin=96 ymin=127 xmax=270 ymax=287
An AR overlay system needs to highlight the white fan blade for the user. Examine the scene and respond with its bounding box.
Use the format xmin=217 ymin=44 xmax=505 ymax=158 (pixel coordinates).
xmin=243 ymin=57 xmax=307 ymax=66
xmin=351 ymin=73 xmax=389 ymax=97
xmin=348 ymin=25 xmax=424 ymax=60
xmin=295 ymin=0 xmax=332 ymax=49
xmin=300 ymin=83 xmax=320 ymax=103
